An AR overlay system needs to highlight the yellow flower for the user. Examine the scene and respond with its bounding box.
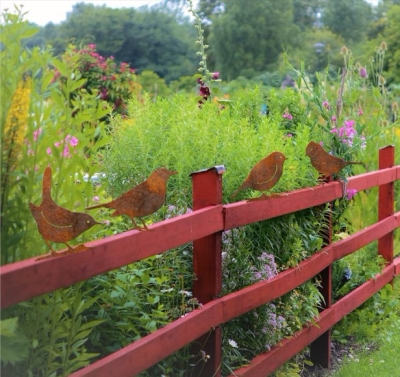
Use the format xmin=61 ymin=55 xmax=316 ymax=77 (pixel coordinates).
xmin=4 ymin=75 xmax=31 ymax=148
xmin=2 ymin=74 xmax=31 ymax=172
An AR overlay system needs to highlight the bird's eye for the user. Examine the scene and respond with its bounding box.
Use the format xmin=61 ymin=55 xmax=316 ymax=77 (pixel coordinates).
xmin=87 ymin=220 xmax=90 ymax=224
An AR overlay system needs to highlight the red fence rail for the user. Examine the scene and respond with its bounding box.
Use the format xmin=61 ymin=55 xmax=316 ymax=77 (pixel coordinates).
xmin=1 ymin=146 xmax=399 ymax=376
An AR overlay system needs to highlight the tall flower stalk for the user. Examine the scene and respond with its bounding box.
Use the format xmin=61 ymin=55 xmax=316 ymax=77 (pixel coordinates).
xmin=1 ymin=74 xmax=31 ymax=214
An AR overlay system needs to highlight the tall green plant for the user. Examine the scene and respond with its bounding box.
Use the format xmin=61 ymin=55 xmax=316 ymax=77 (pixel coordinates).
xmin=0 ymin=8 xmax=111 ymax=264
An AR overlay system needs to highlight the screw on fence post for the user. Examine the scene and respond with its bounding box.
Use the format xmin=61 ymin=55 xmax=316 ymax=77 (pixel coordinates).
xmin=310 ymin=177 xmax=332 ymax=369
xmin=378 ymin=145 xmax=394 ymax=266
xmin=190 ymin=165 xmax=225 ymax=377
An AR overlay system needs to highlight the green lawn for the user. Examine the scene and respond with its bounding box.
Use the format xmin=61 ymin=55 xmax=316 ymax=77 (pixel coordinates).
xmin=331 ymin=322 xmax=400 ymax=377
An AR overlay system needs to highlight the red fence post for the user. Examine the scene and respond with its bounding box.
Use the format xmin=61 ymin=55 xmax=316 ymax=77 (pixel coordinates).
xmin=310 ymin=181 xmax=332 ymax=369
xmin=378 ymin=145 xmax=395 ymax=265
xmin=191 ymin=165 xmax=225 ymax=377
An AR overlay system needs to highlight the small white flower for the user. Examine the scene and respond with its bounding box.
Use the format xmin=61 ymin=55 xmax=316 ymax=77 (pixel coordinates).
xmin=179 ymin=290 xmax=193 ymax=297
xmin=228 ymin=339 xmax=238 ymax=348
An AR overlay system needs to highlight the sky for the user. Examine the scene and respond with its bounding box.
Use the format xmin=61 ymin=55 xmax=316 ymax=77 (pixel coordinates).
xmin=1 ymin=0 xmax=380 ymax=26
xmin=0 ymin=1 xmax=169 ymax=25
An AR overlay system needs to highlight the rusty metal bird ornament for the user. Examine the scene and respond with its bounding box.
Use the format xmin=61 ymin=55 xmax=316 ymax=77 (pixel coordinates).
xmin=30 ymin=167 xmax=100 ymax=257
xmin=86 ymin=167 xmax=178 ymax=230
xmin=231 ymin=152 xmax=287 ymax=199
xmin=305 ymin=141 xmax=364 ymax=178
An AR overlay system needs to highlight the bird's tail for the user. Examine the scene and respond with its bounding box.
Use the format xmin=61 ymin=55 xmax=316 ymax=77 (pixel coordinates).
xmin=231 ymin=183 xmax=247 ymax=199
xmin=86 ymin=202 xmax=108 ymax=210
xmin=42 ymin=166 xmax=52 ymax=200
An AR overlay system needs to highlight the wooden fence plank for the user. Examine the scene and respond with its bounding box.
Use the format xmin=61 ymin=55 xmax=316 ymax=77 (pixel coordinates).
xmin=70 ymin=300 xmax=224 ymax=377
xmin=347 ymin=166 xmax=399 ymax=192
xmin=224 ymin=166 xmax=399 ymax=230
xmin=0 ymin=206 xmax=224 ymax=309
xmin=70 ymin=213 xmax=400 ymax=377
xmin=191 ymin=166 xmax=224 ymax=377
xmin=222 ymin=213 xmax=400 ymax=323
xmin=230 ymin=264 xmax=395 ymax=376
xmin=394 ymin=257 xmax=400 ymax=276
xmin=378 ymin=146 xmax=395 ymax=264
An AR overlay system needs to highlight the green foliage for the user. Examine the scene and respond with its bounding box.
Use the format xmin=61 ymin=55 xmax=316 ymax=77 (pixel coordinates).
xmin=209 ymin=0 xmax=300 ymax=80
xmin=322 ymin=0 xmax=373 ymax=43
xmin=39 ymin=2 xmax=198 ymax=83
xmin=333 ymin=277 xmax=400 ymax=344
xmin=137 ymin=70 xmax=170 ymax=98
xmin=1 ymin=11 xmax=108 ymax=377
xmin=84 ymin=246 xmax=198 ymax=358
xmin=332 ymin=280 xmax=400 ymax=377
xmin=52 ymin=43 xmax=139 ymax=115
xmin=1 ymin=9 xmax=111 ymax=264
xmin=1 ymin=284 xmax=103 ymax=377
xmin=0 ymin=318 xmax=30 ymax=366
xmin=99 ymin=87 xmax=328 ymax=373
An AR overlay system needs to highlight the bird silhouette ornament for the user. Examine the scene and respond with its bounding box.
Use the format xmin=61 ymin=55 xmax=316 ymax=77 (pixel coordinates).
xmin=305 ymin=141 xmax=364 ymax=178
xmin=86 ymin=167 xmax=178 ymax=230
xmin=30 ymin=167 xmax=100 ymax=259
xmin=231 ymin=152 xmax=287 ymax=200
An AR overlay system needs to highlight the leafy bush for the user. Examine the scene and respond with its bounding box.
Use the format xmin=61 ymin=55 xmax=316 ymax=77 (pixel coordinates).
xmin=52 ymin=43 xmax=140 ymax=115
xmin=96 ymin=87 xmax=328 ymax=373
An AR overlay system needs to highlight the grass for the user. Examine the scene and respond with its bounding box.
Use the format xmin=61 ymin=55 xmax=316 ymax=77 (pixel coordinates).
xmin=331 ymin=320 xmax=400 ymax=377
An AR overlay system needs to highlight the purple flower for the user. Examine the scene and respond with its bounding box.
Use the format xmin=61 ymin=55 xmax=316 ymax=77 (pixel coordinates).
xmin=346 ymin=188 xmax=358 ymax=200
xmin=344 ymin=119 xmax=355 ymax=128
xmin=33 ymin=128 xmax=42 ymax=142
xmin=63 ymin=145 xmax=71 ymax=158
xmin=359 ymin=67 xmax=368 ymax=78
xmin=69 ymin=136 xmax=79 ymax=147
xmin=282 ymin=112 xmax=293 ymax=120
xmin=331 ymin=115 xmax=337 ymax=123
xmin=322 ymin=101 xmax=330 ymax=109
xmin=211 ymin=72 xmax=220 ymax=80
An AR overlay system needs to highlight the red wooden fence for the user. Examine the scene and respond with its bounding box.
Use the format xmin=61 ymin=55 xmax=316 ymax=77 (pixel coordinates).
xmin=1 ymin=146 xmax=399 ymax=377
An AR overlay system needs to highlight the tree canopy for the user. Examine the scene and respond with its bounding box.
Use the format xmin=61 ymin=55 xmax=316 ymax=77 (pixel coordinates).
xmin=23 ymin=0 xmax=400 ymax=84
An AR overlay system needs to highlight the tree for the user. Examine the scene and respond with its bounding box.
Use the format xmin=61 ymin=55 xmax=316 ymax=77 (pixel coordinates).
xmin=28 ymin=2 xmax=198 ymax=83
xmin=322 ymin=0 xmax=373 ymax=43
xmin=293 ymin=0 xmax=324 ymax=30
xmin=209 ymin=0 xmax=299 ymax=81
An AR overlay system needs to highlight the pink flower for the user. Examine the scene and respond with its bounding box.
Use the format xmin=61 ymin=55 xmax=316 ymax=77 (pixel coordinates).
xmin=211 ymin=72 xmax=220 ymax=80
xmin=331 ymin=115 xmax=337 ymax=123
xmin=69 ymin=136 xmax=78 ymax=147
xmin=344 ymin=119 xmax=355 ymax=128
xmin=346 ymin=188 xmax=358 ymax=200
xmin=93 ymin=196 xmax=100 ymax=202
xmin=359 ymin=67 xmax=368 ymax=78
xmin=322 ymin=101 xmax=330 ymax=109
xmin=33 ymin=128 xmax=42 ymax=142
xmin=54 ymin=141 xmax=61 ymax=147
xmin=282 ymin=112 xmax=293 ymax=120
xmin=63 ymin=145 xmax=71 ymax=158
xmin=358 ymin=107 xmax=363 ymax=116
xmin=46 ymin=147 xmax=52 ymax=155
